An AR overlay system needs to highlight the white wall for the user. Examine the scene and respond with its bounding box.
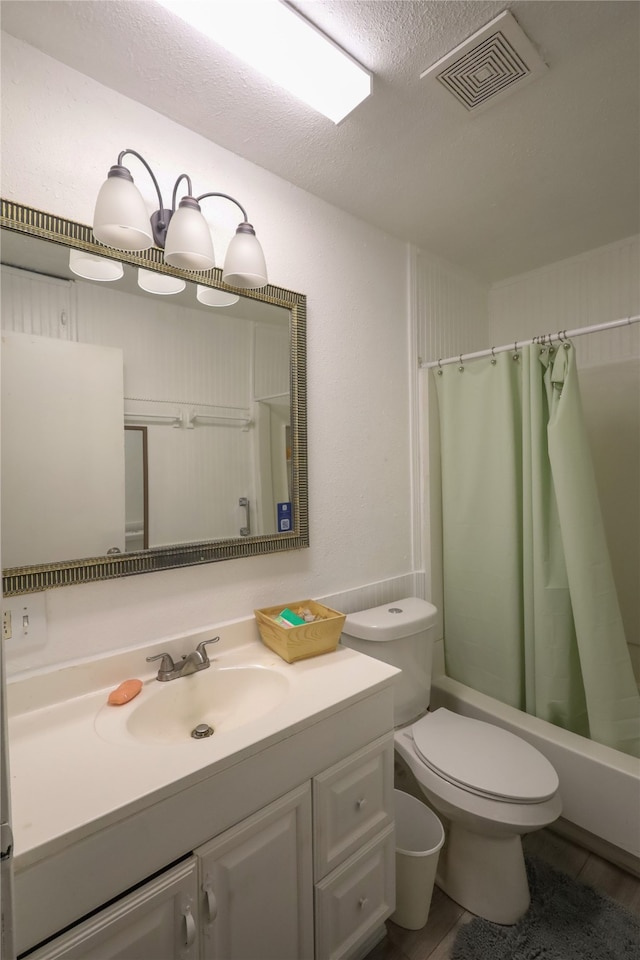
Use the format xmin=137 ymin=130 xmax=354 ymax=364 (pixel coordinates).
xmin=414 ymin=246 xmax=490 ymax=364
xmin=489 ymin=235 xmax=640 ymax=352
xmin=1 ymin=33 xmax=415 ymax=669
xmin=411 ymin=246 xmax=490 ymax=618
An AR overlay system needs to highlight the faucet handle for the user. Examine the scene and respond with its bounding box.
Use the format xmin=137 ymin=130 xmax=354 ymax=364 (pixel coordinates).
xmin=146 ymin=652 xmax=176 ymax=674
xmin=196 ymin=637 xmax=220 ymax=662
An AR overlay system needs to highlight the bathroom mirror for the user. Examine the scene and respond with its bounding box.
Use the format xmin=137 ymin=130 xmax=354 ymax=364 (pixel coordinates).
xmin=0 ymin=200 xmax=308 ymax=595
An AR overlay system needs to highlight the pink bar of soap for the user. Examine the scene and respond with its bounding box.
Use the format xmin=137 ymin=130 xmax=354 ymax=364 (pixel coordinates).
xmin=108 ymin=679 xmax=143 ymax=706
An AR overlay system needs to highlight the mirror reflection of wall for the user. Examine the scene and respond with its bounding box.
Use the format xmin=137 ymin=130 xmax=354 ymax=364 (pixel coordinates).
xmin=255 ymin=397 xmax=292 ymax=532
xmin=0 ymin=231 xmax=292 ymax=570
xmin=124 ymin=427 xmax=148 ymax=552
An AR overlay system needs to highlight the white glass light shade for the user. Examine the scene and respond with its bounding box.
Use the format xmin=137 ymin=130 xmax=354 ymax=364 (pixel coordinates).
xmin=222 ymin=231 xmax=268 ymax=289
xmin=69 ymin=249 xmax=124 ymax=282
xmin=164 ymin=205 xmax=215 ymax=271
xmin=92 ymin=175 xmax=153 ymax=251
xmin=138 ymin=269 xmax=186 ymax=295
xmin=196 ymin=285 xmax=240 ymax=307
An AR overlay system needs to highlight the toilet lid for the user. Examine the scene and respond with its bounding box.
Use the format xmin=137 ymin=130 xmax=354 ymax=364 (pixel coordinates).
xmin=412 ymin=709 xmax=559 ymax=803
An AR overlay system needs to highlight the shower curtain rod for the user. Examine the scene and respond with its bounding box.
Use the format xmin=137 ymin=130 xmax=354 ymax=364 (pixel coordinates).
xmin=421 ymin=314 xmax=640 ymax=369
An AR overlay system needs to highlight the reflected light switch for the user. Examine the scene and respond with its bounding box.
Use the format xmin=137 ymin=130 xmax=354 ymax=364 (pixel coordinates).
xmin=3 ymin=592 xmax=48 ymax=665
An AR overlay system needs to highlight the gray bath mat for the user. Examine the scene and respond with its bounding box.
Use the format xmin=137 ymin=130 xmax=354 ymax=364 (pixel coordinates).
xmin=452 ymin=856 xmax=640 ymax=960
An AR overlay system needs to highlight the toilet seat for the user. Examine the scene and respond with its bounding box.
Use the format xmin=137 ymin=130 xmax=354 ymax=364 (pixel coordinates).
xmin=412 ymin=708 xmax=559 ymax=804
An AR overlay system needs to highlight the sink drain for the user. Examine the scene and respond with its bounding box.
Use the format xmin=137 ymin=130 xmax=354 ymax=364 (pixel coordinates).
xmin=191 ymin=723 xmax=214 ymax=739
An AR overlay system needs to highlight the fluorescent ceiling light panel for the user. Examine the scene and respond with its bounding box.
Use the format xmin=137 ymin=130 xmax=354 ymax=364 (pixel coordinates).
xmin=156 ymin=0 xmax=371 ymax=123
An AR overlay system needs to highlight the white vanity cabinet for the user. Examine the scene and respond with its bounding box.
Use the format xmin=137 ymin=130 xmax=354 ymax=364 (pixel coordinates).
xmin=26 ymin=857 xmax=199 ymax=960
xmin=12 ymin=644 xmax=399 ymax=960
xmin=25 ymin=785 xmax=314 ymax=960
xmin=23 ymin=744 xmax=393 ymax=960
xmin=313 ymin=735 xmax=395 ymax=960
xmin=193 ymin=737 xmax=395 ymax=960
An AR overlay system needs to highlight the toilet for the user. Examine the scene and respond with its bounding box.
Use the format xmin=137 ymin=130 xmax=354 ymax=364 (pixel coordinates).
xmin=340 ymin=597 xmax=562 ymax=925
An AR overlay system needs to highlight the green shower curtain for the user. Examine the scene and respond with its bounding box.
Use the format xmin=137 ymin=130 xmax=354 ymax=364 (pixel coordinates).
xmin=434 ymin=342 xmax=640 ymax=758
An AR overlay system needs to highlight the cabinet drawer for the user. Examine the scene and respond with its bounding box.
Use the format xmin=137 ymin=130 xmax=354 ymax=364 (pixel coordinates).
xmin=314 ymin=825 xmax=395 ymax=960
xmin=313 ymin=734 xmax=393 ymax=879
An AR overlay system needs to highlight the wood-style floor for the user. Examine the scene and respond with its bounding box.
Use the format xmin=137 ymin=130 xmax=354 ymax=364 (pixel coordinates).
xmin=364 ymin=828 xmax=640 ymax=960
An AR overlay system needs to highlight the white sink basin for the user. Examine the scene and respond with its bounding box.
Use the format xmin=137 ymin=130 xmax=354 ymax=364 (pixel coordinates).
xmin=95 ymin=665 xmax=289 ymax=745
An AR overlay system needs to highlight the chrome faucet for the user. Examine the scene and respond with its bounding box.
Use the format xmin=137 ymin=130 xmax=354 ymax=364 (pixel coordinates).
xmin=146 ymin=637 xmax=220 ymax=681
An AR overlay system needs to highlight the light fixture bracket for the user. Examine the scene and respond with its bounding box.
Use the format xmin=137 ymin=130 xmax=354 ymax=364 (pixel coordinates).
xmin=149 ymin=208 xmax=174 ymax=248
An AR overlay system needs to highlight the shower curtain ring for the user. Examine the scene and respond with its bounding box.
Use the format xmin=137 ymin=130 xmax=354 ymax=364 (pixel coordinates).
xmin=490 ymin=346 xmax=497 ymax=365
xmin=548 ymin=333 xmax=555 ymax=354
xmin=562 ymin=330 xmax=570 ymax=349
xmin=437 ymin=358 xmax=443 ymax=376
xmin=513 ymin=340 xmax=519 ymax=361
xmin=458 ymin=354 xmax=464 ymax=372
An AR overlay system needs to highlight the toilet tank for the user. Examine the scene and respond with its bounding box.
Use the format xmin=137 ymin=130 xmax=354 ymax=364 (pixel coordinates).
xmin=340 ymin=598 xmax=438 ymax=726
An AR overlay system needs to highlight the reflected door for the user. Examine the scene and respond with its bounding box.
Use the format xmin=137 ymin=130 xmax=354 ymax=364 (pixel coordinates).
xmin=1 ymin=332 xmax=126 ymax=566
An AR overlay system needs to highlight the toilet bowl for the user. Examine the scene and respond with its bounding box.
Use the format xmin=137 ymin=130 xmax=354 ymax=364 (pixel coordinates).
xmin=395 ymin=708 xmax=561 ymax=923
xmin=340 ymin=598 xmax=561 ymax=925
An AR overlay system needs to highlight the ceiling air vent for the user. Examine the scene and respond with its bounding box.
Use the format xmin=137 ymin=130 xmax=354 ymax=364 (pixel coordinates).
xmin=420 ymin=10 xmax=547 ymax=113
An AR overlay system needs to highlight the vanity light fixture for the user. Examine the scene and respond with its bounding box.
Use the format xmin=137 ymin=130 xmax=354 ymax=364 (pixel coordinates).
xmin=155 ymin=0 xmax=372 ymax=124
xmin=137 ymin=268 xmax=186 ymax=296
xmin=69 ymin=239 xmax=238 ymax=307
xmin=68 ymin=248 xmax=124 ymax=282
xmin=93 ymin=148 xmax=268 ymax=289
xmin=196 ymin=284 xmax=240 ymax=307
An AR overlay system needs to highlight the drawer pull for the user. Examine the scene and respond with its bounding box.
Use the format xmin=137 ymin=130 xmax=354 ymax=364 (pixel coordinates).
xmin=358 ymin=897 xmax=369 ymax=910
xmin=356 ymin=797 xmax=367 ymax=810
xmin=183 ymin=905 xmax=196 ymax=947
xmin=203 ymin=883 xmax=218 ymax=923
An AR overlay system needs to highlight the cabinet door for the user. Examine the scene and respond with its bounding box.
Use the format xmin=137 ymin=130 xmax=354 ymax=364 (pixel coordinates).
xmin=27 ymin=857 xmax=198 ymax=960
xmin=197 ymin=783 xmax=314 ymax=960
xmin=1 ymin=331 xmax=126 ymax=565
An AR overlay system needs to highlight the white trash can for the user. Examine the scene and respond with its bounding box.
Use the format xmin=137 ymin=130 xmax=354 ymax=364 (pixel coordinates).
xmin=392 ymin=789 xmax=445 ymax=930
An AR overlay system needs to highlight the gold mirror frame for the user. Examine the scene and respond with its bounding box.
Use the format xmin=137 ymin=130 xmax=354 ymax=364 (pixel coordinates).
xmin=0 ymin=199 xmax=308 ymax=595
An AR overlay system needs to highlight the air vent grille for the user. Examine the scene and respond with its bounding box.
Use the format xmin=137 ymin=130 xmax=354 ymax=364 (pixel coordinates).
xmin=437 ymin=31 xmax=529 ymax=109
xmin=421 ymin=10 xmax=547 ymax=113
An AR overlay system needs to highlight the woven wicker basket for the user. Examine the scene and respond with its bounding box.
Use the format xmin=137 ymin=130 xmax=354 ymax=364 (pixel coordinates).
xmin=254 ymin=600 xmax=346 ymax=663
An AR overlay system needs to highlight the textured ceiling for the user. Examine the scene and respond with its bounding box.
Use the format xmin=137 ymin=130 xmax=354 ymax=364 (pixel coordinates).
xmin=1 ymin=0 xmax=638 ymax=281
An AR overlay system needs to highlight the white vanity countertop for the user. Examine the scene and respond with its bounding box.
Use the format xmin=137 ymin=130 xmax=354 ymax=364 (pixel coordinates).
xmin=8 ymin=622 xmax=398 ymax=870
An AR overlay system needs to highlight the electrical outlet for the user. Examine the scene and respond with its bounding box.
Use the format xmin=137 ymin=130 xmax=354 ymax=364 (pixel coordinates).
xmin=2 ymin=610 xmax=12 ymax=641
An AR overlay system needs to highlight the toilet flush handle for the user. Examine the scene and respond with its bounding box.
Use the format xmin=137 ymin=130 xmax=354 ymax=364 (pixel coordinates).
xmin=356 ymin=797 xmax=367 ymax=810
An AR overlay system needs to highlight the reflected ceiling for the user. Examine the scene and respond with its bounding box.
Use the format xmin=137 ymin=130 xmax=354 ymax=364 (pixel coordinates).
xmin=1 ymin=230 xmax=289 ymax=327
